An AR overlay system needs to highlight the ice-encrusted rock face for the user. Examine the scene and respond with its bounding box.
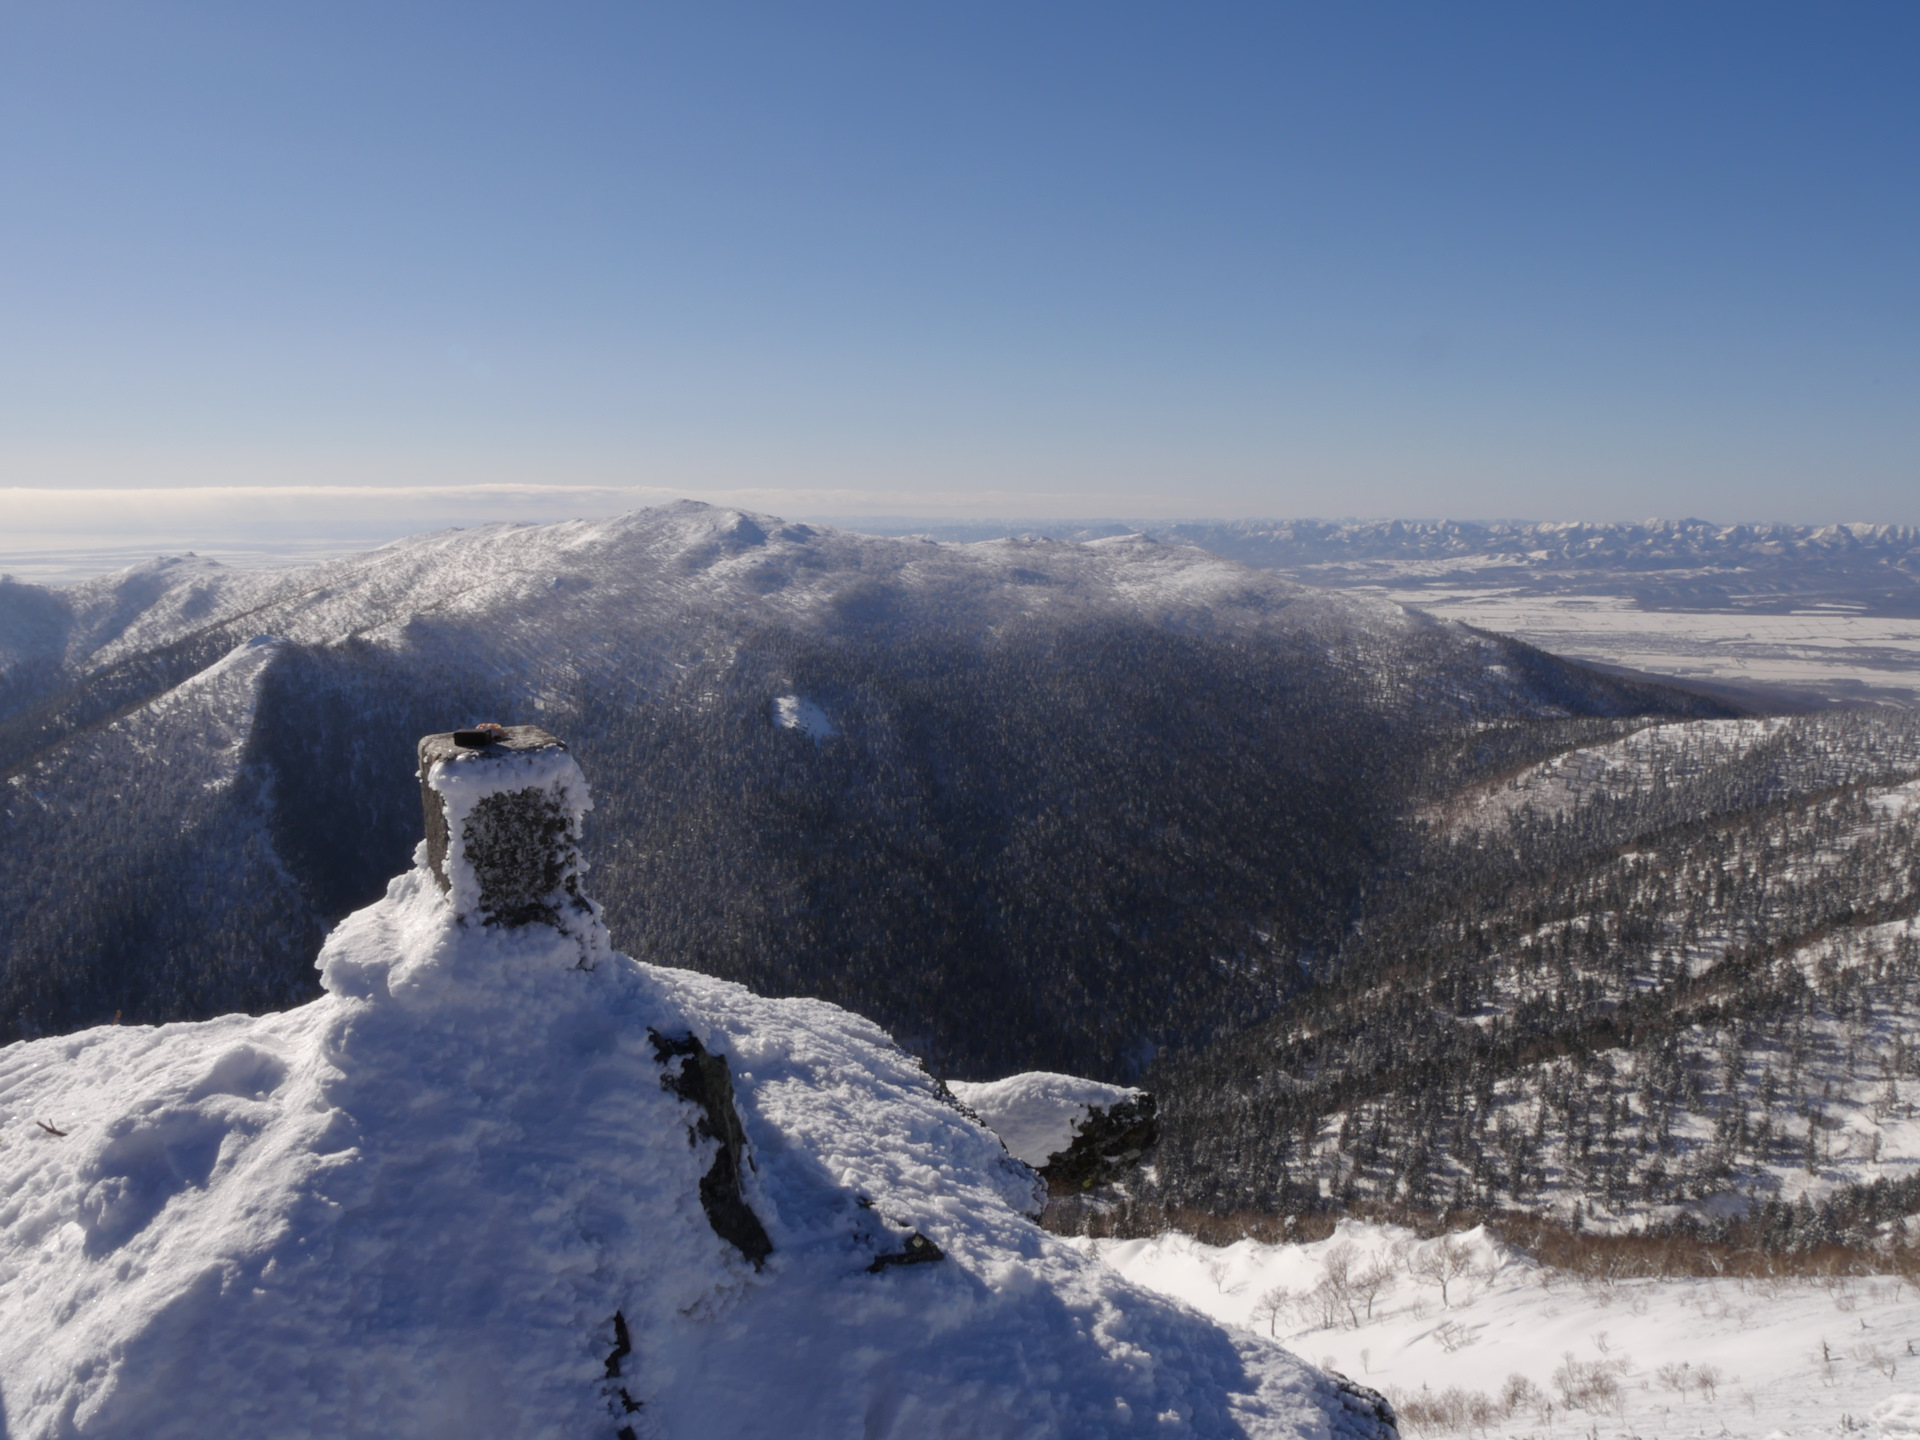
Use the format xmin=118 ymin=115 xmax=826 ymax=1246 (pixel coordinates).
xmin=418 ymin=724 xmax=607 ymax=959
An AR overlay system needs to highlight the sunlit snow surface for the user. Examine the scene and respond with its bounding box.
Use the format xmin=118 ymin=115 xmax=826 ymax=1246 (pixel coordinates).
xmin=1085 ymin=1221 xmax=1920 ymax=1439
xmin=0 ymin=857 xmax=1388 ymax=1440
xmin=1374 ymin=589 xmax=1920 ymax=704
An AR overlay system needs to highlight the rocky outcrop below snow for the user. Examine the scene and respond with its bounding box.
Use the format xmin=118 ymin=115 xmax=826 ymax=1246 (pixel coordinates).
xmin=952 ymin=1071 xmax=1160 ymax=1195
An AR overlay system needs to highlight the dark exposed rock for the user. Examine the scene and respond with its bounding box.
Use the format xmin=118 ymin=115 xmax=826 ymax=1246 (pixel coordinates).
xmin=1041 ymin=1092 xmax=1159 ymax=1197
xmin=867 ymin=1231 xmax=944 ymax=1273
xmin=927 ymin=1074 xmax=983 ymax=1126
xmin=1325 ymin=1371 xmax=1399 ymax=1437
xmin=600 ymin=1308 xmax=644 ymax=1424
xmin=603 ymin=1310 xmax=632 ymax=1379
xmin=649 ymin=1029 xmax=773 ymax=1268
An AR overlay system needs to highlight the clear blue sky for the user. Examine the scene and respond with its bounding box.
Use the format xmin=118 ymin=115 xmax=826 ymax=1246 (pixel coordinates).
xmin=3 ymin=2 xmax=1917 ymax=525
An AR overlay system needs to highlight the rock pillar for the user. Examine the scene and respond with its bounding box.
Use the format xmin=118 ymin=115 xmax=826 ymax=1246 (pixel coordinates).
xmin=417 ymin=724 xmax=601 ymax=946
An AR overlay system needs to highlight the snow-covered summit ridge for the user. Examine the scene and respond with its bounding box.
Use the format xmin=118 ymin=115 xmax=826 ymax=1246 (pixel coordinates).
xmin=2 ymin=500 xmax=1422 ymax=684
xmin=0 ymin=740 xmax=1397 ymax=1439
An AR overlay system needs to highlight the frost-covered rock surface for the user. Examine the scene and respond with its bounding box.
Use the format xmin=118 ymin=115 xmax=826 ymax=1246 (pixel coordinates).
xmin=951 ymin=1071 xmax=1145 ymax=1170
xmin=0 ymin=865 xmax=1393 ymax=1438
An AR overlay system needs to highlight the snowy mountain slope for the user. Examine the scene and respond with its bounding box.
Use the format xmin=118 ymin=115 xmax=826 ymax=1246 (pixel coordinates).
xmin=0 ymin=749 xmax=1396 ymax=1440
xmin=1296 ymin=913 xmax=1920 ymax=1234
xmin=0 ymin=502 xmax=1731 ymax=765
xmin=1432 ymin=712 xmax=1920 ymax=838
xmin=3 ymin=506 xmax=1322 ymax=694
xmin=1146 ymin=708 xmax=1920 ymax=1227
xmin=0 ymin=502 xmax=1725 ymax=1076
xmin=1 ymin=631 xmax=325 ymax=1032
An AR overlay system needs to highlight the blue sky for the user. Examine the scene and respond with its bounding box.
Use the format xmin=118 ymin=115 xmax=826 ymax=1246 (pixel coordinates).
xmin=3 ymin=2 xmax=1917 ymax=533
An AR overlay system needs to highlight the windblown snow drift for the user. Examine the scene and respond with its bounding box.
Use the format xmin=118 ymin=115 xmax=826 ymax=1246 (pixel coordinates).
xmin=0 ymin=730 xmax=1395 ymax=1439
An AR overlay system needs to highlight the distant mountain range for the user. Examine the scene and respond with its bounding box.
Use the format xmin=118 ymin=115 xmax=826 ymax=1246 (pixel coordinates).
xmin=849 ymin=518 xmax=1920 ymax=616
xmin=0 ymin=502 xmax=1724 ymax=1078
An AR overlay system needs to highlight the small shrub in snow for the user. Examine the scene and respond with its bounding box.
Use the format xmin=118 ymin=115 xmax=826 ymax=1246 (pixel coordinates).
xmin=1552 ymin=1352 xmax=1626 ymax=1412
xmin=1387 ymin=1385 xmax=1497 ymax=1435
xmin=1500 ymin=1373 xmax=1547 ymax=1419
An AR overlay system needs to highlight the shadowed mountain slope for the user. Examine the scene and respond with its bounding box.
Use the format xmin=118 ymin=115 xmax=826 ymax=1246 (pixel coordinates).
xmin=0 ymin=503 xmax=1730 ymax=1076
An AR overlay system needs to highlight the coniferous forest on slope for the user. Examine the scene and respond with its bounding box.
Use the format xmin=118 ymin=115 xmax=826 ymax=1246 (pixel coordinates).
xmin=1140 ymin=709 xmax=1920 ymax=1246
xmin=1 ymin=603 xmax=1721 ymax=1078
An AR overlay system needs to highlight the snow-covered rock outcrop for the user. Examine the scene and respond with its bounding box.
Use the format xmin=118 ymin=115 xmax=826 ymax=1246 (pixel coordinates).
xmin=0 ymin=733 xmax=1395 ymax=1439
xmin=952 ymin=1071 xmax=1159 ymax=1194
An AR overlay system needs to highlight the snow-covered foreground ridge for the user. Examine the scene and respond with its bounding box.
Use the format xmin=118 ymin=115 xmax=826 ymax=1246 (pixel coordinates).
xmin=0 ymin=743 xmax=1393 ymax=1440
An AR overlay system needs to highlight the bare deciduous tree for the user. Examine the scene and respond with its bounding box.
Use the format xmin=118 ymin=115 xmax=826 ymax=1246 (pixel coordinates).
xmin=1249 ymin=1285 xmax=1291 ymax=1338
xmin=1409 ymin=1235 xmax=1477 ymax=1308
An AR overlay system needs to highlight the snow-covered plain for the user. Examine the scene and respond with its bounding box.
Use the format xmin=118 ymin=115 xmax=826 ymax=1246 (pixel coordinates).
xmin=1142 ymin=517 xmax=1920 ymax=705
xmin=0 ymin=746 xmax=1393 ymax=1440
xmin=1374 ymin=589 xmax=1920 ymax=705
xmin=1081 ymin=1221 xmax=1920 ymax=1439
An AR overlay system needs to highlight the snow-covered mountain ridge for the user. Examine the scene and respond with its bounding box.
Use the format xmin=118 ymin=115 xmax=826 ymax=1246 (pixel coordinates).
xmin=0 ymin=502 xmax=1720 ymax=1075
xmin=0 ymin=733 xmax=1396 ymax=1440
xmin=0 ymin=503 xmax=1354 ymax=694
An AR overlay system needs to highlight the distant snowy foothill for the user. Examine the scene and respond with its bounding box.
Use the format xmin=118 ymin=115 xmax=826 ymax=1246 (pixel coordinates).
xmin=0 ymin=733 xmax=1394 ymax=1439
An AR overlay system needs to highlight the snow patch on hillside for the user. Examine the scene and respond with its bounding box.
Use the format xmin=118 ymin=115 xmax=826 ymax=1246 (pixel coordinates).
xmin=770 ymin=693 xmax=835 ymax=741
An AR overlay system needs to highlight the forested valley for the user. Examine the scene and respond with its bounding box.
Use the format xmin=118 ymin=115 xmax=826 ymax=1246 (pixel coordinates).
xmin=15 ymin=507 xmax=1920 ymax=1255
